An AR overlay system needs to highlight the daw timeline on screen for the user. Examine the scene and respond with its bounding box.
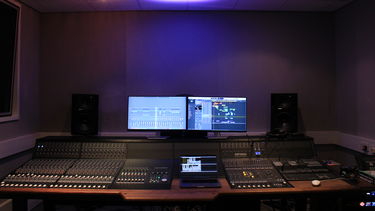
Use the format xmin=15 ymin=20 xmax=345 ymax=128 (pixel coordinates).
xmin=180 ymin=156 xmax=218 ymax=173
xmin=188 ymin=97 xmax=247 ymax=131
xmin=181 ymin=157 xmax=204 ymax=172
xmin=128 ymin=96 xmax=186 ymax=130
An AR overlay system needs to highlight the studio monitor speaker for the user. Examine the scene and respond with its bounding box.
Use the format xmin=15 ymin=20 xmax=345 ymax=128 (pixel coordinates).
xmin=71 ymin=94 xmax=98 ymax=135
xmin=271 ymin=93 xmax=298 ymax=134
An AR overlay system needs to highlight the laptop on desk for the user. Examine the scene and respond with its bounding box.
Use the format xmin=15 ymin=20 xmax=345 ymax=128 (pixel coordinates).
xmin=179 ymin=155 xmax=221 ymax=188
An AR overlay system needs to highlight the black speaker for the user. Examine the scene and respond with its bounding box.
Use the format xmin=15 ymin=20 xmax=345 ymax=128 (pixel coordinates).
xmin=71 ymin=94 xmax=98 ymax=135
xmin=271 ymin=93 xmax=298 ymax=134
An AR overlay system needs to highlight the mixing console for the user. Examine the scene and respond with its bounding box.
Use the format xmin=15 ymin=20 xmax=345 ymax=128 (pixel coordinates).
xmin=272 ymin=159 xmax=336 ymax=181
xmin=220 ymin=142 xmax=251 ymax=158
xmin=64 ymin=159 xmax=123 ymax=176
xmin=0 ymin=136 xmax=330 ymax=190
xmin=14 ymin=159 xmax=75 ymax=175
xmin=223 ymin=158 xmax=291 ymax=189
xmin=1 ymin=174 xmax=60 ymax=188
xmin=56 ymin=159 xmax=124 ymax=189
xmin=1 ymin=159 xmax=75 ymax=188
xmin=34 ymin=142 xmax=80 ymax=158
xmin=0 ymin=139 xmax=131 ymax=189
xmin=113 ymin=160 xmax=173 ymax=189
xmin=81 ymin=142 xmax=127 ymax=159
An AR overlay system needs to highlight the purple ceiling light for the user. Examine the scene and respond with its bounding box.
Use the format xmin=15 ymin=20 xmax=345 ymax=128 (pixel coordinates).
xmin=148 ymin=0 xmax=215 ymax=3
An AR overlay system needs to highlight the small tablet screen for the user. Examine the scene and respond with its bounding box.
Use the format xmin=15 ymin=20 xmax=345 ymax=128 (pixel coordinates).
xmin=180 ymin=155 xmax=218 ymax=174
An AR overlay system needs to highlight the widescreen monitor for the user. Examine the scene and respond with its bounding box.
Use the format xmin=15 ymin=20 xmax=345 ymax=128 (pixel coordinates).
xmin=128 ymin=96 xmax=186 ymax=130
xmin=187 ymin=97 xmax=247 ymax=131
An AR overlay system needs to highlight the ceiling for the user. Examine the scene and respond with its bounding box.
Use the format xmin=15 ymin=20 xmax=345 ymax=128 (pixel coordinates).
xmin=20 ymin=0 xmax=355 ymax=13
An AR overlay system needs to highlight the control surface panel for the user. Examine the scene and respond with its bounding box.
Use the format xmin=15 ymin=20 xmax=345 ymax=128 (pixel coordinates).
xmin=1 ymin=136 xmax=337 ymax=190
xmin=223 ymin=158 xmax=291 ymax=189
xmin=272 ymin=159 xmax=336 ymax=181
xmin=113 ymin=159 xmax=173 ymax=189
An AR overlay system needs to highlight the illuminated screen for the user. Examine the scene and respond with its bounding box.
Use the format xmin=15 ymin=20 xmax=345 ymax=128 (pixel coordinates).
xmin=128 ymin=96 xmax=186 ymax=130
xmin=180 ymin=156 xmax=217 ymax=173
xmin=187 ymin=97 xmax=247 ymax=131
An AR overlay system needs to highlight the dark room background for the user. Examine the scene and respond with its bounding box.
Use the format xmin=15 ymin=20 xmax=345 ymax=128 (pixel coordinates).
xmin=0 ymin=0 xmax=375 ymax=148
xmin=39 ymin=12 xmax=336 ymax=133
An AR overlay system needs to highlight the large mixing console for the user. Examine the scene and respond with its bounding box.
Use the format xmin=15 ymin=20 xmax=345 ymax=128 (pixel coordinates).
xmin=0 ymin=136 xmax=338 ymax=190
xmin=1 ymin=138 xmax=174 ymax=189
xmin=219 ymin=135 xmax=337 ymax=189
xmin=223 ymin=158 xmax=291 ymax=189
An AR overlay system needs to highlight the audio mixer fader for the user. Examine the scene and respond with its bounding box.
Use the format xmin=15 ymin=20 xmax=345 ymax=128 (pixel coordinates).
xmin=113 ymin=159 xmax=173 ymax=189
xmin=223 ymin=158 xmax=291 ymax=189
xmin=1 ymin=139 xmax=174 ymax=190
xmin=1 ymin=159 xmax=75 ymax=188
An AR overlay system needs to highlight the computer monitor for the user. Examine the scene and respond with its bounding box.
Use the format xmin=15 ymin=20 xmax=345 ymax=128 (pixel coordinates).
xmin=128 ymin=96 xmax=187 ymax=130
xmin=180 ymin=155 xmax=218 ymax=176
xmin=179 ymin=155 xmax=220 ymax=188
xmin=187 ymin=97 xmax=247 ymax=131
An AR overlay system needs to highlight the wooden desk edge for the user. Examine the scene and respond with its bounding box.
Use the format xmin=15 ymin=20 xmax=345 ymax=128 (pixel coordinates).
xmin=0 ymin=179 xmax=373 ymax=201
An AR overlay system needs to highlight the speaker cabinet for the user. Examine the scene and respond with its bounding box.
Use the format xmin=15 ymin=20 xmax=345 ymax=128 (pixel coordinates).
xmin=271 ymin=93 xmax=298 ymax=134
xmin=71 ymin=94 xmax=98 ymax=135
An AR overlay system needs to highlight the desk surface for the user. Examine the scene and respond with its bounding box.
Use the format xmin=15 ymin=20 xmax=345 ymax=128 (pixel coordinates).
xmin=1 ymin=178 xmax=373 ymax=202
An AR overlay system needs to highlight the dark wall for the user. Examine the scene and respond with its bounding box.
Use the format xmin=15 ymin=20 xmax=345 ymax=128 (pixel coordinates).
xmin=335 ymin=0 xmax=375 ymax=139
xmin=0 ymin=5 xmax=40 ymax=140
xmin=40 ymin=11 xmax=336 ymax=133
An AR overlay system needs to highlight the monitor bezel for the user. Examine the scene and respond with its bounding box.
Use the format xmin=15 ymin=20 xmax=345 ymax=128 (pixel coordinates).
xmin=127 ymin=95 xmax=188 ymax=131
xmin=187 ymin=96 xmax=248 ymax=132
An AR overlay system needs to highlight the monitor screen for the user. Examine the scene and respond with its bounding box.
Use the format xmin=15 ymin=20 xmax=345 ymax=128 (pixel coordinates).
xmin=180 ymin=155 xmax=218 ymax=174
xmin=187 ymin=97 xmax=247 ymax=131
xmin=128 ymin=96 xmax=187 ymax=130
